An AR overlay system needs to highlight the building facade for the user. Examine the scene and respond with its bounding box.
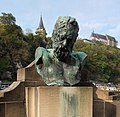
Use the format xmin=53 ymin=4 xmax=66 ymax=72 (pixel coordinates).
xmin=90 ymin=32 xmax=118 ymax=47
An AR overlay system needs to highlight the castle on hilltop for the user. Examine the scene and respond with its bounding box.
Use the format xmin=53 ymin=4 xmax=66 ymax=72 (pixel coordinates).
xmin=90 ymin=32 xmax=118 ymax=47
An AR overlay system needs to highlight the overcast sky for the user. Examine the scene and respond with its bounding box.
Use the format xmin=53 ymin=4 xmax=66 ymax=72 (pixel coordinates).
xmin=0 ymin=0 xmax=120 ymax=46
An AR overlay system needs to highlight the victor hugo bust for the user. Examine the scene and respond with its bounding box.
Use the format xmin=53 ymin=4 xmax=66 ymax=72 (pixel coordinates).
xmin=35 ymin=16 xmax=87 ymax=86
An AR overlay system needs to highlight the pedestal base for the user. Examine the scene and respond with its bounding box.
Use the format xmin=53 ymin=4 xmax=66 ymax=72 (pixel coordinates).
xmin=26 ymin=86 xmax=93 ymax=117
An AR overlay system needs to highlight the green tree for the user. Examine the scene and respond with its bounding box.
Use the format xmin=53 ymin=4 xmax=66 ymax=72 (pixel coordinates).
xmin=0 ymin=13 xmax=29 ymax=80
xmin=0 ymin=13 xmax=16 ymax=25
xmin=74 ymin=40 xmax=120 ymax=83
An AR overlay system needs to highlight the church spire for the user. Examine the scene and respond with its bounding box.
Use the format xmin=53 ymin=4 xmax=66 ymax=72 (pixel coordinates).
xmin=36 ymin=15 xmax=47 ymax=35
xmin=38 ymin=15 xmax=45 ymax=30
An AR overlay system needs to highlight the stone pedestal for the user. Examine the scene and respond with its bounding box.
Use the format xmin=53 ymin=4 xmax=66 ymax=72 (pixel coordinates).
xmin=25 ymin=86 xmax=93 ymax=117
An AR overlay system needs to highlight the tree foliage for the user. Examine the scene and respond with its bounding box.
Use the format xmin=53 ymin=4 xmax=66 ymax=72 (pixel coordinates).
xmin=74 ymin=40 xmax=120 ymax=83
xmin=0 ymin=13 xmax=16 ymax=25
xmin=23 ymin=32 xmax=50 ymax=63
xmin=0 ymin=13 xmax=29 ymax=80
xmin=0 ymin=12 xmax=120 ymax=84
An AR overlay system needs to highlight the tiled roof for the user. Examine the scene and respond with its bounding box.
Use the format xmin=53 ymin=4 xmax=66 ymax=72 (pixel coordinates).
xmin=106 ymin=35 xmax=118 ymax=42
xmin=91 ymin=32 xmax=118 ymax=42
xmin=91 ymin=33 xmax=107 ymax=40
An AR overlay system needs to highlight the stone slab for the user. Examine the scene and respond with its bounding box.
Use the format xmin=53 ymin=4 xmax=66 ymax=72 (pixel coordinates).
xmin=26 ymin=86 xmax=93 ymax=117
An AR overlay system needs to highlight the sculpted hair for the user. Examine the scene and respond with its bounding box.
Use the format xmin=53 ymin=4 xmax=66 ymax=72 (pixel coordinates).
xmin=52 ymin=16 xmax=79 ymax=48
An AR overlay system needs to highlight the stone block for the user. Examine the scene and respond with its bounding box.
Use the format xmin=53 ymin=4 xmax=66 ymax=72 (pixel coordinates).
xmin=26 ymin=86 xmax=93 ymax=117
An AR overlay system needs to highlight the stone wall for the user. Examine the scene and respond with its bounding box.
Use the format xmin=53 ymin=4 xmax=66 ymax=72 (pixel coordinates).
xmin=93 ymin=87 xmax=120 ymax=117
xmin=25 ymin=86 xmax=93 ymax=117
xmin=0 ymin=102 xmax=26 ymax=117
xmin=0 ymin=61 xmax=45 ymax=117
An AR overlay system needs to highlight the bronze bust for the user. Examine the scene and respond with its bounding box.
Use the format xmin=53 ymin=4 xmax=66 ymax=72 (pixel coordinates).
xmin=35 ymin=16 xmax=87 ymax=86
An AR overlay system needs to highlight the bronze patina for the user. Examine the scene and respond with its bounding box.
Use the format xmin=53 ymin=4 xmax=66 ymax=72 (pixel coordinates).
xmin=35 ymin=16 xmax=87 ymax=86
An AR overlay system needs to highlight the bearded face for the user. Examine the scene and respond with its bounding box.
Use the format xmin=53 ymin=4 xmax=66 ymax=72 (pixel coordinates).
xmin=52 ymin=16 xmax=79 ymax=61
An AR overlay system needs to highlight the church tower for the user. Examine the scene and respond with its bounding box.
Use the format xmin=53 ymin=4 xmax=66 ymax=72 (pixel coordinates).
xmin=35 ymin=15 xmax=47 ymax=36
xmin=35 ymin=15 xmax=48 ymax=48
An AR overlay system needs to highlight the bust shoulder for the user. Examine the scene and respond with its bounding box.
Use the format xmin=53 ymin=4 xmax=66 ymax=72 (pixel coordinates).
xmin=35 ymin=47 xmax=46 ymax=64
xmin=71 ymin=51 xmax=87 ymax=63
xmin=35 ymin=47 xmax=54 ymax=66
